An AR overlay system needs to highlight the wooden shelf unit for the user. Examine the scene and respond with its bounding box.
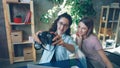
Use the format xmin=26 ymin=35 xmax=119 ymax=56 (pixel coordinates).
xmin=2 ymin=0 xmax=36 ymax=64
xmin=10 ymin=22 xmax=31 ymax=25
xmin=98 ymin=6 xmax=120 ymax=47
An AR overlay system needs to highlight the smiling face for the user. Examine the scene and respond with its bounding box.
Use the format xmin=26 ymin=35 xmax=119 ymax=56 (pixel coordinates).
xmin=77 ymin=22 xmax=88 ymax=37
xmin=57 ymin=17 xmax=69 ymax=35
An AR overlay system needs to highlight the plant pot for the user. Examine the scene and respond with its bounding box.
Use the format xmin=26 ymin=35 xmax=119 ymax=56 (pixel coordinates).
xmin=14 ymin=17 xmax=22 ymax=23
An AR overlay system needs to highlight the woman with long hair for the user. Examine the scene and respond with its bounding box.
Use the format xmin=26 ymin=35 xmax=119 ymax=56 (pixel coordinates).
xmin=33 ymin=13 xmax=86 ymax=68
xmin=76 ymin=17 xmax=113 ymax=68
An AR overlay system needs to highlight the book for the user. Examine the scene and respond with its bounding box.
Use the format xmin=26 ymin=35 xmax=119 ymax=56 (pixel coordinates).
xmin=24 ymin=11 xmax=31 ymax=24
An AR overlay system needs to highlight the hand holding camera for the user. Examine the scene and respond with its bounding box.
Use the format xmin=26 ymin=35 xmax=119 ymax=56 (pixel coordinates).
xmin=37 ymin=31 xmax=56 ymax=45
xmin=34 ymin=31 xmax=65 ymax=50
xmin=33 ymin=30 xmax=42 ymax=44
xmin=52 ymin=34 xmax=65 ymax=46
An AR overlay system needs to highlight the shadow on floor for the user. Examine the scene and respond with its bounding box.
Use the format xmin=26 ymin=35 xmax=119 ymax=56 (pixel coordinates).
xmin=0 ymin=51 xmax=120 ymax=68
xmin=105 ymin=51 xmax=120 ymax=67
xmin=0 ymin=52 xmax=41 ymax=68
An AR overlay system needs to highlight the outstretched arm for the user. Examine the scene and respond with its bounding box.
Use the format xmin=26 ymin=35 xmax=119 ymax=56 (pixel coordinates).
xmin=98 ymin=49 xmax=113 ymax=68
xmin=52 ymin=35 xmax=75 ymax=53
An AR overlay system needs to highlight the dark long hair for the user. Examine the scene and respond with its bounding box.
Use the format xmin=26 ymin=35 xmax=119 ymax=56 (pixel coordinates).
xmin=49 ymin=13 xmax=72 ymax=36
xmin=79 ymin=17 xmax=94 ymax=37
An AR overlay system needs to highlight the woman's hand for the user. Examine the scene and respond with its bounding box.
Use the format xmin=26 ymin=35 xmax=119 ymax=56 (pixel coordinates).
xmin=52 ymin=34 xmax=65 ymax=46
xmin=33 ymin=30 xmax=42 ymax=43
xmin=76 ymin=31 xmax=83 ymax=48
xmin=52 ymin=34 xmax=75 ymax=52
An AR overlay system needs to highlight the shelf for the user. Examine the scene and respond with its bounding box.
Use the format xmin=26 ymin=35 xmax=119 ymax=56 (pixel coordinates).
xmin=2 ymin=0 xmax=36 ymax=64
xmin=10 ymin=23 xmax=31 ymax=25
xmin=99 ymin=33 xmax=111 ymax=37
xmin=13 ymin=40 xmax=33 ymax=45
xmin=101 ymin=19 xmax=107 ymax=23
xmin=14 ymin=56 xmax=33 ymax=62
xmin=98 ymin=5 xmax=120 ymax=47
xmin=109 ymin=20 xmax=119 ymax=22
xmin=14 ymin=56 xmax=24 ymax=62
xmin=7 ymin=2 xmax=30 ymax=4
xmin=102 ymin=6 xmax=120 ymax=9
xmin=109 ymin=7 xmax=120 ymax=9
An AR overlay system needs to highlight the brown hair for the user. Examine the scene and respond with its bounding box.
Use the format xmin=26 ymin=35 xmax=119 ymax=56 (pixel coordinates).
xmin=49 ymin=13 xmax=72 ymax=36
xmin=79 ymin=17 xmax=94 ymax=37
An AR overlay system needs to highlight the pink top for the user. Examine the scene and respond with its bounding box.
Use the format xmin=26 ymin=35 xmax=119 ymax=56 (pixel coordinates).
xmin=82 ymin=34 xmax=106 ymax=68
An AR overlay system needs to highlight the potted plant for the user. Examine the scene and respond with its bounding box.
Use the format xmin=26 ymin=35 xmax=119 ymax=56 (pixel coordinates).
xmin=40 ymin=0 xmax=96 ymax=24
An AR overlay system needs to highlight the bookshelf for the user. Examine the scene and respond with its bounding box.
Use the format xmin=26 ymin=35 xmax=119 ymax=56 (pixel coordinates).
xmin=98 ymin=6 xmax=120 ymax=48
xmin=2 ymin=0 xmax=36 ymax=64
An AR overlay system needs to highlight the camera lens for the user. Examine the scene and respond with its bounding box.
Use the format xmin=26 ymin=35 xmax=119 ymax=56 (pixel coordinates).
xmin=37 ymin=31 xmax=56 ymax=51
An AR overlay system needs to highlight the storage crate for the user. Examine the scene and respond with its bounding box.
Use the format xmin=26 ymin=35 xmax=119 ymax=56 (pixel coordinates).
xmin=100 ymin=28 xmax=112 ymax=36
xmin=11 ymin=30 xmax=22 ymax=43
xmin=24 ymin=47 xmax=33 ymax=60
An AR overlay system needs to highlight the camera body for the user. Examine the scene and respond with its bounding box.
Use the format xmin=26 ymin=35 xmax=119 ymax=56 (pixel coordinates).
xmin=38 ymin=31 xmax=56 ymax=45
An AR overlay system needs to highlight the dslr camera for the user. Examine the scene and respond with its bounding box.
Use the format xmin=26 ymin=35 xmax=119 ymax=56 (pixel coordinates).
xmin=38 ymin=31 xmax=56 ymax=45
xmin=34 ymin=31 xmax=56 ymax=50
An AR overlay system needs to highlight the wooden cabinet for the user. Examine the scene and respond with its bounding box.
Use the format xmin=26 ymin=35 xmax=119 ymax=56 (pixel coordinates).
xmin=98 ymin=6 xmax=120 ymax=48
xmin=2 ymin=0 xmax=36 ymax=64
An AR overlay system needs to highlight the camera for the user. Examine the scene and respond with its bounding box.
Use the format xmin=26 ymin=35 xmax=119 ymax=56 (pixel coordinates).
xmin=38 ymin=31 xmax=56 ymax=45
xmin=34 ymin=31 xmax=56 ymax=50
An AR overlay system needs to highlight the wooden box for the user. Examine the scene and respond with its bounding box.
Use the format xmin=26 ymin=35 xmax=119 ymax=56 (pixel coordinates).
xmin=100 ymin=28 xmax=112 ymax=36
xmin=6 ymin=0 xmax=19 ymax=2
xmin=11 ymin=31 xmax=22 ymax=43
xmin=24 ymin=47 xmax=33 ymax=60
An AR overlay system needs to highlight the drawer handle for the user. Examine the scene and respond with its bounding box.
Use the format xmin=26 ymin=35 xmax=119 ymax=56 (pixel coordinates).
xmin=26 ymin=53 xmax=31 ymax=54
xmin=14 ymin=35 xmax=18 ymax=36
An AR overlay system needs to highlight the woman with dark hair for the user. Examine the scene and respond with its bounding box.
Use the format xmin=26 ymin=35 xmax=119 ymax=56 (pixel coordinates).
xmin=33 ymin=13 xmax=86 ymax=68
xmin=76 ymin=17 xmax=113 ymax=68
xmin=49 ymin=13 xmax=72 ymax=36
